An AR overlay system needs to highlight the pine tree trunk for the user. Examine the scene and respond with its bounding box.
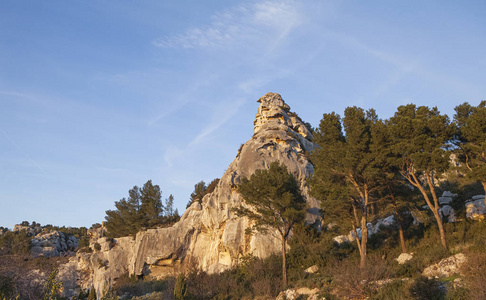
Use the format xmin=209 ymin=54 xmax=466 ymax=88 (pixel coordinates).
xmin=397 ymin=211 xmax=407 ymax=253
xmin=352 ymin=204 xmax=363 ymax=255
xmin=281 ymin=234 xmax=288 ymax=288
xmin=360 ymin=215 xmax=367 ymax=269
xmin=388 ymin=187 xmax=407 ymax=253
xmin=426 ymin=173 xmax=448 ymax=250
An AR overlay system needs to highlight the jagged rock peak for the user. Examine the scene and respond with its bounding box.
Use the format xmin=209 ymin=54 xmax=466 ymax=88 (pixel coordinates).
xmin=254 ymin=92 xmax=313 ymax=142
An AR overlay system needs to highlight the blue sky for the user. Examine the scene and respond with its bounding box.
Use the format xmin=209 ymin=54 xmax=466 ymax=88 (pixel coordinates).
xmin=1 ymin=0 xmax=485 ymax=229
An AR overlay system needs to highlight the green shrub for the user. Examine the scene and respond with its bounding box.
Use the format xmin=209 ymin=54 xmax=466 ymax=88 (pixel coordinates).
xmin=445 ymin=284 xmax=469 ymax=300
xmin=0 ymin=275 xmax=15 ymax=300
xmin=408 ymin=276 xmax=445 ymax=300
xmin=93 ymin=242 xmax=101 ymax=251
xmin=174 ymin=274 xmax=187 ymax=300
xmin=371 ymin=280 xmax=409 ymax=300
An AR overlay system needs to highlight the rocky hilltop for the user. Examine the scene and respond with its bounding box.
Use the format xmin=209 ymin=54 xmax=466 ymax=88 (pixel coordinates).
xmin=60 ymin=93 xmax=321 ymax=297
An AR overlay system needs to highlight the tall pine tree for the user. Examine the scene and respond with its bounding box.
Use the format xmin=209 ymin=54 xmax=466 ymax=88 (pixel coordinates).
xmin=235 ymin=162 xmax=307 ymax=287
xmin=310 ymin=107 xmax=383 ymax=268
xmin=454 ymin=101 xmax=486 ymax=198
xmin=388 ymin=104 xmax=453 ymax=249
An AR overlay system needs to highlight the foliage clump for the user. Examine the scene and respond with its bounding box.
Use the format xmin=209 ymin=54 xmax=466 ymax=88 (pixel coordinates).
xmin=104 ymin=180 xmax=179 ymax=238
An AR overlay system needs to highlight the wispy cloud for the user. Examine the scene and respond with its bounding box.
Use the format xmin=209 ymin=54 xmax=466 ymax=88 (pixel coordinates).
xmin=152 ymin=0 xmax=302 ymax=51
xmin=190 ymin=98 xmax=246 ymax=145
xmin=0 ymin=129 xmax=48 ymax=176
xmin=326 ymin=31 xmax=479 ymax=99
xmin=164 ymin=145 xmax=183 ymax=168
xmin=325 ymin=31 xmax=418 ymax=72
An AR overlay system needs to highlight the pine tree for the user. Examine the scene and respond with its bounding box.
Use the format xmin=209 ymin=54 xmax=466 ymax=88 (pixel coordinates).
xmin=187 ymin=181 xmax=207 ymax=208
xmin=165 ymin=194 xmax=175 ymax=217
xmin=454 ymin=101 xmax=486 ymax=198
xmin=310 ymin=107 xmax=383 ymax=268
xmin=140 ymin=180 xmax=164 ymax=228
xmin=388 ymin=104 xmax=453 ymax=249
xmin=235 ymin=162 xmax=307 ymax=287
xmin=105 ymin=180 xmax=166 ymax=238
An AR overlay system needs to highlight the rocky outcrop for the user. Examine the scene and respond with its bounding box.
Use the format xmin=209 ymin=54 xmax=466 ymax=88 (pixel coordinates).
xmin=31 ymin=231 xmax=78 ymax=258
xmin=466 ymin=195 xmax=486 ymax=220
xmin=422 ymin=253 xmax=467 ymax=278
xmin=61 ymin=93 xmax=321 ymax=298
xmin=277 ymin=287 xmax=321 ymax=300
xmin=12 ymin=224 xmax=42 ymax=236
xmin=333 ymin=215 xmax=396 ymax=244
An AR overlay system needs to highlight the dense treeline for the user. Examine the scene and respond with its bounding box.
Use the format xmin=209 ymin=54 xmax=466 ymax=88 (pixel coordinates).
xmin=309 ymin=101 xmax=486 ymax=270
xmin=104 ymin=180 xmax=180 ymax=238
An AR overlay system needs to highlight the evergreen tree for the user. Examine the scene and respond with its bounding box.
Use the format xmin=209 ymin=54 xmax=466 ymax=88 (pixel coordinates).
xmin=187 ymin=181 xmax=207 ymax=208
xmin=105 ymin=186 xmax=142 ymax=238
xmin=388 ymin=104 xmax=453 ymax=249
xmin=206 ymin=178 xmax=220 ymax=194
xmin=310 ymin=107 xmax=383 ymax=268
xmin=235 ymin=162 xmax=307 ymax=287
xmin=140 ymin=180 xmax=164 ymax=228
xmin=165 ymin=194 xmax=175 ymax=217
xmin=454 ymin=101 xmax=486 ymax=198
xmin=105 ymin=180 xmax=166 ymax=238
xmin=371 ymin=119 xmax=412 ymax=253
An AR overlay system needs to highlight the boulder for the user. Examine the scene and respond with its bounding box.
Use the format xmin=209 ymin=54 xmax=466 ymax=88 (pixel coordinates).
xmin=422 ymin=253 xmax=467 ymax=278
xmin=304 ymin=265 xmax=319 ymax=274
xmin=465 ymin=196 xmax=486 ymax=220
xmin=277 ymin=288 xmax=320 ymax=300
xmin=440 ymin=205 xmax=456 ymax=222
xmin=333 ymin=215 xmax=396 ymax=245
xmin=396 ymin=253 xmax=413 ymax=265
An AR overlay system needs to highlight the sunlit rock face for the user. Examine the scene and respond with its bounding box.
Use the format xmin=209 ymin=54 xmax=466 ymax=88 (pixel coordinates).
xmin=59 ymin=93 xmax=321 ymax=298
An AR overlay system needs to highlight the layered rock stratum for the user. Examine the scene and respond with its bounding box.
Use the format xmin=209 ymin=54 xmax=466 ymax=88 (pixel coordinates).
xmin=60 ymin=93 xmax=321 ymax=297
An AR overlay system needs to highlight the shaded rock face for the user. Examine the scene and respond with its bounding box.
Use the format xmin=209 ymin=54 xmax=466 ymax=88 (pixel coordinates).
xmin=61 ymin=93 xmax=321 ymax=297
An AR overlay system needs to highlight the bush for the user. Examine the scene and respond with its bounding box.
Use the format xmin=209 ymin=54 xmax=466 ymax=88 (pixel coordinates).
xmin=0 ymin=230 xmax=31 ymax=255
xmin=371 ymin=279 xmax=409 ymax=300
xmin=113 ymin=272 xmax=169 ymax=298
xmin=459 ymin=251 xmax=486 ymax=299
xmin=0 ymin=275 xmax=15 ymax=299
xmin=408 ymin=276 xmax=445 ymax=300
xmin=328 ymin=255 xmax=392 ymax=299
xmin=174 ymin=274 xmax=187 ymax=300
xmin=93 ymin=242 xmax=101 ymax=251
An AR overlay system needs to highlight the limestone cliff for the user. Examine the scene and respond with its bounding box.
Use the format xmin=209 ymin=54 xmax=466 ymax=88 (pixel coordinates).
xmin=60 ymin=93 xmax=320 ymax=298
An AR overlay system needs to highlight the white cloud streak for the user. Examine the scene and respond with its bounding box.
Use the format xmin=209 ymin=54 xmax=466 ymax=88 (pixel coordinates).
xmin=152 ymin=0 xmax=302 ymax=51
xmin=190 ymin=98 xmax=246 ymax=145
xmin=0 ymin=129 xmax=48 ymax=176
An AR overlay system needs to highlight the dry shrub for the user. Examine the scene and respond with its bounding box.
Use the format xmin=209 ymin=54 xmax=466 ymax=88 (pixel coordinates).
xmin=407 ymin=276 xmax=444 ymax=300
xmin=460 ymin=251 xmax=486 ymax=300
xmin=330 ymin=256 xmax=392 ymax=299
xmin=251 ymin=277 xmax=273 ymax=297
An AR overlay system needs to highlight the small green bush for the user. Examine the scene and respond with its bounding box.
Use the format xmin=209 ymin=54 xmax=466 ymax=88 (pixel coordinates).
xmin=174 ymin=274 xmax=187 ymax=300
xmin=371 ymin=280 xmax=408 ymax=300
xmin=408 ymin=276 xmax=445 ymax=300
xmin=93 ymin=242 xmax=101 ymax=251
